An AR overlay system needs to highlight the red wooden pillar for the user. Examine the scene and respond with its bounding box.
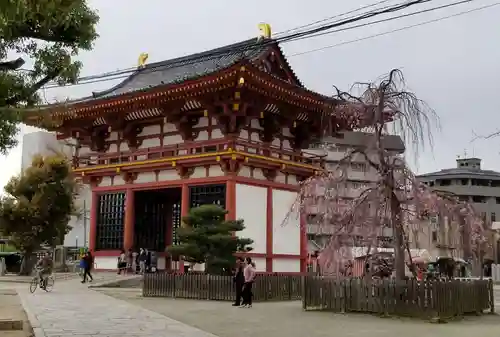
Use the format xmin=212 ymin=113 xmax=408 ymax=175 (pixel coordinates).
xmin=179 ymin=183 xmax=190 ymax=273
xmin=88 ymin=190 xmax=98 ymax=252
xmin=300 ymin=212 xmax=307 ymax=273
xmin=123 ymin=189 xmax=135 ymax=251
xmin=266 ymin=187 xmax=273 ymax=272
xmin=226 ymin=178 xmax=236 ymax=221
xmin=165 ymin=209 xmax=173 ymax=271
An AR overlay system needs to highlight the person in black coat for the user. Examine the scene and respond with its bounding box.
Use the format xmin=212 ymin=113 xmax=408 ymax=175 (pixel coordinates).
xmin=232 ymin=257 xmax=245 ymax=306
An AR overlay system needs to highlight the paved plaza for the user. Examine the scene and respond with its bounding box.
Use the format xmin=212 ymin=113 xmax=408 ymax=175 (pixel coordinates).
xmin=1 ymin=275 xmax=500 ymax=337
xmin=11 ymin=276 xmax=218 ymax=337
xmin=100 ymin=287 xmax=500 ymax=337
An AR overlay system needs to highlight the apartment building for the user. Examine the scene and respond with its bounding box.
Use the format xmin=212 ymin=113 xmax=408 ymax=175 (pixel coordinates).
xmin=417 ymin=157 xmax=500 ymax=262
xmin=303 ymin=131 xmax=405 ymax=253
xmin=21 ymin=131 xmax=91 ymax=248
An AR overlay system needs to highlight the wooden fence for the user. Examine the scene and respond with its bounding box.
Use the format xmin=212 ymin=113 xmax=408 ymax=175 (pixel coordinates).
xmin=143 ymin=273 xmax=302 ymax=302
xmin=302 ymin=277 xmax=494 ymax=319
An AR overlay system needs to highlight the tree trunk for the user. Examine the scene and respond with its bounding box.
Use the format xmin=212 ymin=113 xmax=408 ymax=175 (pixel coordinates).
xmin=19 ymin=251 xmax=36 ymax=276
xmin=391 ymin=194 xmax=406 ymax=280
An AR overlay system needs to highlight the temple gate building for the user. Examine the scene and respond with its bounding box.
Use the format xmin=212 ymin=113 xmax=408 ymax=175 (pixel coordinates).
xmin=24 ymin=35 xmax=373 ymax=273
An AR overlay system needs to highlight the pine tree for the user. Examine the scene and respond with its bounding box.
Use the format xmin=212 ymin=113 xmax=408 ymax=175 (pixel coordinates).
xmin=167 ymin=204 xmax=253 ymax=275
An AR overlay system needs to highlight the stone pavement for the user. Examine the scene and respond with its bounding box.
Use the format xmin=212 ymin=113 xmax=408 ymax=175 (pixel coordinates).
xmin=16 ymin=279 xmax=219 ymax=337
xmin=100 ymin=288 xmax=500 ymax=337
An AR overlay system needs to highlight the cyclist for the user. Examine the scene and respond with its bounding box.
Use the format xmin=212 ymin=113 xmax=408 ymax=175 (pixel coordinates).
xmin=35 ymin=252 xmax=53 ymax=289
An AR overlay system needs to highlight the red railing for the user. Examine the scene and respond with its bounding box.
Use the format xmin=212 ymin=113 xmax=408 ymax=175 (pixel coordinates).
xmin=74 ymin=138 xmax=324 ymax=169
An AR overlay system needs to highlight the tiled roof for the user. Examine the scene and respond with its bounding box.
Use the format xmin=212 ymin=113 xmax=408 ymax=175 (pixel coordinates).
xmin=417 ymin=168 xmax=500 ymax=179
xmin=318 ymin=132 xmax=405 ymax=152
xmin=72 ymin=38 xmax=300 ymax=103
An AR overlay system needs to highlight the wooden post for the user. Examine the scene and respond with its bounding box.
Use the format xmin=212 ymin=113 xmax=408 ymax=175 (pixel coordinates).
xmin=489 ymin=278 xmax=495 ymax=314
xmin=226 ymin=178 xmax=236 ymax=220
xmin=123 ymin=189 xmax=135 ymax=251
xmin=178 ymin=183 xmax=189 ymax=273
xmin=88 ymin=190 xmax=98 ymax=252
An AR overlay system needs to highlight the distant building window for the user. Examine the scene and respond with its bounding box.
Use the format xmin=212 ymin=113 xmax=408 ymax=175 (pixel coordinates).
xmin=461 ymin=179 xmax=468 ymax=185
xmin=472 ymin=196 xmax=487 ymax=203
xmin=492 ymin=213 xmax=496 ymax=222
xmin=351 ymin=163 xmax=366 ymax=172
xmin=496 ymin=197 xmax=500 ymax=204
xmin=439 ymin=179 xmax=451 ymax=186
xmin=431 ymin=231 xmax=438 ymax=243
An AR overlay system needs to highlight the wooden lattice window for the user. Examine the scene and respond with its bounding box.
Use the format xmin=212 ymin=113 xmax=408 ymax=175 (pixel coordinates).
xmin=189 ymin=184 xmax=226 ymax=209
xmin=96 ymin=192 xmax=125 ymax=250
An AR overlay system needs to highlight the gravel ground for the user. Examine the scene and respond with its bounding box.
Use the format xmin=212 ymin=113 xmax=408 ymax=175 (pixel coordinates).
xmin=98 ymin=288 xmax=500 ymax=337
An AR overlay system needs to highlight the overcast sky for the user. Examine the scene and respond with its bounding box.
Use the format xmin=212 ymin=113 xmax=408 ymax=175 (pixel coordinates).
xmin=1 ymin=0 xmax=499 ymax=189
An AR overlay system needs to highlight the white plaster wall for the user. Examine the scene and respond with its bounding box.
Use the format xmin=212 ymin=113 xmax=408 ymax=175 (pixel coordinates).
xmin=113 ymin=175 xmax=126 ymax=186
xmin=240 ymin=129 xmax=249 ymax=139
xmin=212 ymin=129 xmax=223 ymax=139
xmin=282 ymin=127 xmax=293 ymax=138
xmin=236 ymin=184 xmax=267 ymax=254
xmin=119 ymin=142 xmax=130 ymax=152
xmin=79 ymin=146 xmax=91 ymax=156
xmin=164 ymin=122 xmax=178 ymax=133
xmin=158 ymin=170 xmax=179 ymax=181
xmin=139 ymin=138 xmax=161 ymax=149
xmin=94 ymin=256 xmax=119 ymax=270
xmin=192 ymin=167 xmax=206 ymax=178
xmin=253 ymin=168 xmax=265 ymax=180
xmin=136 ymin=172 xmax=156 ymax=184
xmin=273 ymin=259 xmax=300 ymax=273
xmin=108 ymin=132 xmax=118 ymax=141
xmin=164 ymin=134 xmax=183 ymax=145
xmin=276 ymin=172 xmax=286 ymax=184
xmin=195 ymin=130 xmax=209 ymax=141
xmin=239 ymin=166 xmax=251 ymax=178
xmin=140 ymin=125 xmax=161 ymax=137
xmin=209 ymin=165 xmax=224 ymax=177
xmin=251 ymin=257 xmax=266 ymax=272
xmin=99 ymin=176 xmax=112 ymax=187
xmin=108 ymin=143 xmax=118 ymax=153
xmin=250 ymin=119 xmax=263 ymax=130
xmin=272 ymin=190 xmax=300 ymax=255
xmin=195 ymin=117 xmax=209 ymax=127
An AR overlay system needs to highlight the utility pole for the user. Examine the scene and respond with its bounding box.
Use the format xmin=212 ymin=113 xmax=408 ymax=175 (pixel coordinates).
xmin=82 ymin=199 xmax=90 ymax=248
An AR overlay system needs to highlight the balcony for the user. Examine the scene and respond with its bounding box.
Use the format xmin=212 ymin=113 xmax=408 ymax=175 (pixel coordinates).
xmin=73 ymin=138 xmax=325 ymax=176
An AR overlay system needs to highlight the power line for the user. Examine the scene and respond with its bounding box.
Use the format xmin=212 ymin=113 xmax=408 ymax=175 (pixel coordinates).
xmin=290 ymin=2 xmax=500 ymax=57
xmin=40 ymin=0 xmax=398 ymax=85
xmin=42 ymin=0 xmax=433 ymax=87
xmin=273 ymin=0 xmax=395 ymax=36
xmin=289 ymin=0 xmax=474 ymax=42
xmin=41 ymin=0 xmax=470 ymax=91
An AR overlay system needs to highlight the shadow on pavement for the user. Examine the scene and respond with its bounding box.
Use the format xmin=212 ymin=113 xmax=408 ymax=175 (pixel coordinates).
xmin=98 ymin=288 xmax=500 ymax=337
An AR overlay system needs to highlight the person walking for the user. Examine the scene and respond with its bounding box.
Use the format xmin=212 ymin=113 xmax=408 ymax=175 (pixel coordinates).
xmin=240 ymin=257 xmax=256 ymax=308
xmin=232 ymin=257 xmax=245 ymax=306
xmin=138 ymin=248 xmax=147 ymax=274
xmin=132 ymin=249 xmax=138 ymax=274
xmin=117 ymin=249 xmax=126 ymax=274
xmin=81 ymin=251 xmax=94 ymax=283
xmin=126 ymin=249 xmax=133 ymax=273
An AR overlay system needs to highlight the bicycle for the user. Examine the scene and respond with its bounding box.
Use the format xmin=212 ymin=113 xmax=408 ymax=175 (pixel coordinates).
xmin=30 ymin=267 xmax=55 ymax=293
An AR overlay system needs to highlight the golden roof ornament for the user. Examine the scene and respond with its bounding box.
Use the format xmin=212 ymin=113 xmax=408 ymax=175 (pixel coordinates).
xmin=257 ymin=23 xmax=272 ymax=41
xmin=138 ymin=52 xmax=149 ymax=68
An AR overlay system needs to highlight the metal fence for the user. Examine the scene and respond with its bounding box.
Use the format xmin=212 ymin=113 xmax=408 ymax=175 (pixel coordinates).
xmin=143 ymin=273 xmax=302 ymax=302
xmin=302 ymin=277 xmax=494 ymax=319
